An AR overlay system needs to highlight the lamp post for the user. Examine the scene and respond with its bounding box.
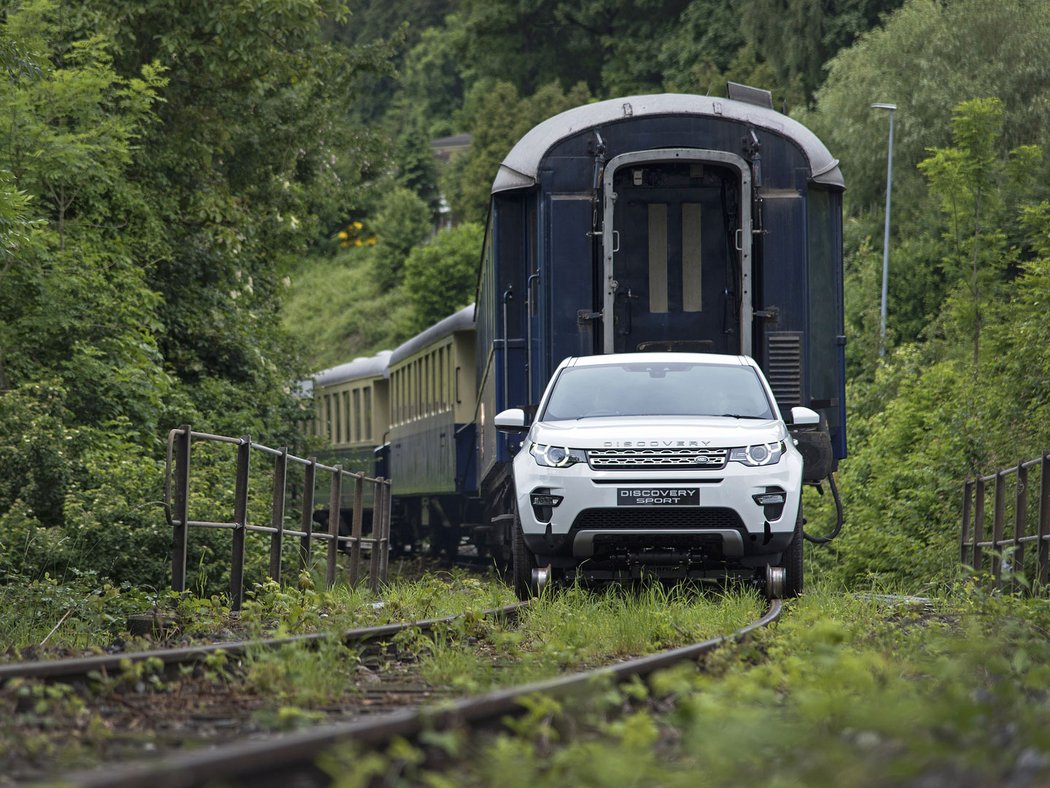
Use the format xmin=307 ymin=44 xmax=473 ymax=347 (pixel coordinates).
xmin=871 ymin=102 xmax=896 ymax=357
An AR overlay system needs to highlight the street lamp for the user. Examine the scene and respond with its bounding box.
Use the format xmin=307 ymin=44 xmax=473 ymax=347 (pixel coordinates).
xmin=871 ymin=102 xmax=896 ymax=357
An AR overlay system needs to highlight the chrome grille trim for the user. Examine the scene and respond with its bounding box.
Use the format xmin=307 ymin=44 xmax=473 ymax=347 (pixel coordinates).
xmin=587 ymin=447 xmax=727 ymax=470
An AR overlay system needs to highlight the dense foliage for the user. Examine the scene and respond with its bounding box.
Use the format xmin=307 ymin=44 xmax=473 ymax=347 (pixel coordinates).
xmin=3 ymin=0 xmax=1050 ymax=592
xmin=0 ymin=0 xmax=390 ymax=588
xmin=328 ymin=586 xmax=1050 ymax=785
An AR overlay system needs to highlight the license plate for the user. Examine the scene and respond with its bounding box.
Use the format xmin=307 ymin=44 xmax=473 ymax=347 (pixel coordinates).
xmin=617 ymin=488 xmax=699 ymax=507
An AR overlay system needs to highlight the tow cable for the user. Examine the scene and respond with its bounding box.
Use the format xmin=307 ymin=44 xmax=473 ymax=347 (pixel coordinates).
xmin=802 ymin=472 xmax=844 ymax=544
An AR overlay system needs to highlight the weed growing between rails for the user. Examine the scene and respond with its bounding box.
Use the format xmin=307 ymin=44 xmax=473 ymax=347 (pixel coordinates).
xmin=322 ymin=582 xmax=1050 ymax=787
xmin=0 ymin=567 xmax=514 ymax=659
xmin=0 ymin=572 xmax=154 ymax=658
xmin=406 ymin=583 xmax=764 ymax=693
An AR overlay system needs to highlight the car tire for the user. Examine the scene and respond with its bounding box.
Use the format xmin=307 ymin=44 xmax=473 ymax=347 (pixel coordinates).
xmin=510 ymin=498 xmax=536 ymax=600
xmin=779 ymin=501 xmax=804 ymax=597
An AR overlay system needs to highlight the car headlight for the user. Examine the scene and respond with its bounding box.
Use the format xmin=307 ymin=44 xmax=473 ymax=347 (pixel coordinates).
xmin=530 ymin=443 xmax=587 ymax=468
xmin=729 ymin=441 xmax=785 ymax=466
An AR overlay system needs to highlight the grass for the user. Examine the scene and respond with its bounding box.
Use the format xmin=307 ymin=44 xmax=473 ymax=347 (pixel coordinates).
xmin=0 ymin=571 xmax=153 ymax=657
xmin=281 ymin=250 xmax=414 ymax=370
xmin=321 ymin=579 xmax=1050 ymax=787
xmin=409 ymin=582 xmax=764 ymax=692
xmin=0 ymin=566 xmax=515 ymax=659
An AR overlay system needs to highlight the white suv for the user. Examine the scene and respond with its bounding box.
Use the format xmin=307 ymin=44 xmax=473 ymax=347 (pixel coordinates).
xmin=495 ymin=353 xmax=819 ymax=599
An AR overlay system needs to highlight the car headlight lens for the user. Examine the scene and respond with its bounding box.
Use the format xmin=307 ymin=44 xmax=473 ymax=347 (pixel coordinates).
xmin=729 ymin=441 xmax=785 ymax=466
xmin=530 ymin=443 xmax=587 ymax=468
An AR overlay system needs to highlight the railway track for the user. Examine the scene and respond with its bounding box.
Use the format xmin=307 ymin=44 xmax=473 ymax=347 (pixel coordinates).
xmin=51 ymin=598 xmax=782 ymax=788
xmin=0 ymin=602 xmax=527 ymax=686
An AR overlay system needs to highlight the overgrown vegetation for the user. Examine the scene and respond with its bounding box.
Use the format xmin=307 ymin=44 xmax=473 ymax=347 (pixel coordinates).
xmin=322 ymin=582 xmax=1050 ymax=786
xmin=2 ymin=0 xmax=1050 ymax=608
xmin=407 ymin=583 xmax=763 ymax=692
xmin=0 ymin=566 xmax=514 ymax=659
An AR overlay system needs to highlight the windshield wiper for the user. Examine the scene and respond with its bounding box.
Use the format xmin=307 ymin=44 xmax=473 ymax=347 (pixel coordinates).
xmin=719 ymin=413 xmax=769 ymax=420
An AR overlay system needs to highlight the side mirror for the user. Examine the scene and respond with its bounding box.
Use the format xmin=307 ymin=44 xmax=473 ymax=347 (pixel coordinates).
xmin=790 ymin=406 xmax=821 ymax=426
xmin=495 ymin=408 xmax=529 ymax=432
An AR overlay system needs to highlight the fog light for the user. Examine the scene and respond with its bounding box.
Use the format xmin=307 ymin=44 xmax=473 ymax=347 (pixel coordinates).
xmin=530 ymin=490 xmax=562 ymax=525
xmin=530 ymin=493 xmax=563 ymax=508
xmin=753 ymin=493 xmax=786 ymax=506
xmin=753 ymin=489 xmax=786 ymax=521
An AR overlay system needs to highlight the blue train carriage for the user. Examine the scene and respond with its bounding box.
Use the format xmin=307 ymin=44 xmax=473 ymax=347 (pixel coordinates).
xmin=385 ymin=304 xmax=480 ymax=557
xmin=476 ymin=88 xmax=846 ymax=556
xmin=307 ymin=350 xmax=391 ymax=536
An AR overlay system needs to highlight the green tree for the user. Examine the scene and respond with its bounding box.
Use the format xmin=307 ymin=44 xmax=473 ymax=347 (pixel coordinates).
xmin=402 ymin=222 xmax=483 ymax=332
xmin=0 ymin=2 xmax=172 ymax=435
xmin=0 ymin=1 xmax=390 ymax=588
xmin=918 ymin=98 xmax=1041 ymax=367
xmin=460 ymin=0 xmax=694 ymax=97
xmin=810 ymin=0 xmax=1050 ymax=215
xmin=449 ymin=80 xmax=592 ymax=224
xmin=394 ymin=21 xmax=467 ymax=138
xmin=372 ymin=186 xmax=432 ymax=290
xmin=741 ymin=0 xmax=902 ymax=107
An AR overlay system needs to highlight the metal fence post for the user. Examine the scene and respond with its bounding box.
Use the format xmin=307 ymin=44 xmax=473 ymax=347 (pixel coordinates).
xmin=973 ymin=477 xmax=986 ymax=574
xmin=368 ymin=478 xmax=386 ymax=593
xmin=231 ymin=436 xmax=251 ymax=612
xmin=1039 ymin=453 xmax=1050 ymax=589
xmin=1014 ymin=462 xmax=1028 ymax=592
xmin=299 ymin=459 xmax=316 ymax=574
xmin=326 ymin=466 xmax=342 ymax=590
xmin=992 ymin=471 xmax=1007 ymax=584
xmin=269 ymin=448 xmax=288 ymax=583
xmin=379 ymin=480 xmax=392 ymax=583
xmin=171 ymin=425 xmax=192 ymax=593
xmin=349 ymin=474 xmax=364 ymax=587
xmin=961 ymin=480 xmax=973 ymax=569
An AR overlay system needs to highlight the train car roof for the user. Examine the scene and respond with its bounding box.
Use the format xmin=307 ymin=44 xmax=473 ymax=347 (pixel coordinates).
xmin=492 ymin=93 xmax=843 ymax=193
xmin=389 ymin=304 xmax=475 ymax=367
xmin=311 ymin=350 xmax=392 ymax=388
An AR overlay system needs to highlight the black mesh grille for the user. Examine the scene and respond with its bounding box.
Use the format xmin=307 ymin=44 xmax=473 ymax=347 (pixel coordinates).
xmin=571 ymin=507 xmax=744 ymax=532
xmin=587 ymin=447 xmax=727 ymax=471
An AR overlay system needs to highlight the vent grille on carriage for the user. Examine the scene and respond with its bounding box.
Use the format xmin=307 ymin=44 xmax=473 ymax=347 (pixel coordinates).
xmin=766 ymin=332 xmax=802 ymax=408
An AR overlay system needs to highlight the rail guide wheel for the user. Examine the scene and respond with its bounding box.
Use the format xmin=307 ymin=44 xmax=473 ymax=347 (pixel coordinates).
xmin=765 ymin=565 xmax=786 ymax=600
xmin=531 ymin=565 xmax=551 ymax=595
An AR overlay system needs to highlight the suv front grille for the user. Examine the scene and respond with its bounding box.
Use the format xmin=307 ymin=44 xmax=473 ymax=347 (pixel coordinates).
xmin=587 ymin=447 xmax=727 ymax=471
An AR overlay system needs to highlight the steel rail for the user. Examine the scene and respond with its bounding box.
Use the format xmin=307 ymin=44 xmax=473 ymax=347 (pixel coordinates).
xmin=63 ymin=599 xmax=782 ymax=788
xmin=0 ymin=603 xmax=527 ymax=685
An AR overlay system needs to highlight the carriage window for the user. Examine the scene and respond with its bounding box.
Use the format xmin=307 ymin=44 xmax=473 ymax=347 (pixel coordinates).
xmin=439 ymin=347 xmax=447 ymax=409
xmin=352 ymin=388 xmax=361 ymax=443
xmin=364 ymin=387 xmax=373 ymax=440
xmin=432 ymin=351 xmax=438 ymax=411
xmin=682 ymin=203 xmax=702 ymax=312
xmin=341 ymin=390 xmax=348 ymax=442
xmin=647 ymin=202 xmax=703 ymax=314
xmin=421 ymin=356 xmax=427 ymax=416
xmin=415 ymin=360 xmax=421 ymax=420
xmin=648 ymin=203 xmax=668 ymax=313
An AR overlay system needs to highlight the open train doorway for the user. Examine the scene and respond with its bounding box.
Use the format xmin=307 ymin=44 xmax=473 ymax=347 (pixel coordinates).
xmin=601 ymin=150 xmax=753 ymax=356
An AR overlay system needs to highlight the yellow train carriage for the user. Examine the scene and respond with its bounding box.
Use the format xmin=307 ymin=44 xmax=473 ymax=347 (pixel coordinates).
xmin=386 ymin=305 xmax=478 ymax=554
xmin=308 ymin=350 xmax=391 ymax=531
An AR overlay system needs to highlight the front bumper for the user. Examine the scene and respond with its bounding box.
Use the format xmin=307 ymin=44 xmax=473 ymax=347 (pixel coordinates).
xmin=512 ymin=448 xmax=803 ymax=567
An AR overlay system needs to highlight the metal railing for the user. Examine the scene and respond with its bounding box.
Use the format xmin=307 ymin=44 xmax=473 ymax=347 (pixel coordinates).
xmin=164 ymin=425 xmax=392 ymax=609
xmin=961 ymin=452 xmax=1050 ymax=589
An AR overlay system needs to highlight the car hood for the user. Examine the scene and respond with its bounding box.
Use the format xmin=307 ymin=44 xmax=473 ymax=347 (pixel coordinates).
xmin=529 ymin=415 xmax=786 ymax=449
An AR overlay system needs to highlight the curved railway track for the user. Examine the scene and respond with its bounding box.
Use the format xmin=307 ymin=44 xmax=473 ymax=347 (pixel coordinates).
xmin=0 ymin=603 xmax=527 ymax=686
xmin=54 ymin=599 xmax=782 ymax=788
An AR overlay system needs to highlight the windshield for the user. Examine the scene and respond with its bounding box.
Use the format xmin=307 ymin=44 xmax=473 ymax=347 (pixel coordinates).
xmin=540 ymin=362 xmax=775 ymax=421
